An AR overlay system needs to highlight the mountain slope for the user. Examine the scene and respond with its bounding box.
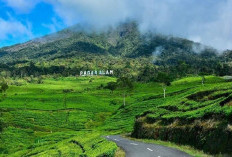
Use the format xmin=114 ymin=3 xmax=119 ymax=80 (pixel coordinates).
xmin=0 ymin=21 xmax=231 ymax=78
xmin=0 ymin=22 xmax=219 ymax=61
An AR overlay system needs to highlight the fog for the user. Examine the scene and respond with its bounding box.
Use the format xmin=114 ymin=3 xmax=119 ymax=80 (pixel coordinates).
xmin=50 ymin=0 xmax=232 ymax=50
xmin=2 ymin=0 xmax=232 ymax=50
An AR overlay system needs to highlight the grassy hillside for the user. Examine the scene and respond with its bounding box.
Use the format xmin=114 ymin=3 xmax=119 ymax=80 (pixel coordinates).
xmin=132 ymin=76 xmax=232 ymax=155
xmin=1 ymin=75 xmax=231 ymax=156
xmin=0 ymin=76 xmax=120 ymax=156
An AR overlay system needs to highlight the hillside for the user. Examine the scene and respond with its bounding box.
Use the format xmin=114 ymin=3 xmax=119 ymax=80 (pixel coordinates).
xmin=1 ymin=75 xmax=232 ymax=156
xmin=0 ymin=22 xmax=231 ymax=79
xmin=132 ymin=76 xmax=232 ymax=155
xmin=0 ymin=77 xmax=119 ymax=156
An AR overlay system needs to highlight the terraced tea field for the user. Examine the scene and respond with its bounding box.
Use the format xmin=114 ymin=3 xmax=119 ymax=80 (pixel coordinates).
xmin=0 ymin=75 xmax=231 ymax=156
xmin=132 ymin=76 xmax=232 ymax=155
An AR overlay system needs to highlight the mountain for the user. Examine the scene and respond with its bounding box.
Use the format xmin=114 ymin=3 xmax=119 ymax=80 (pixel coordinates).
xmin=0 ymin=21 xmax=231 ymax=78
xmin=0 ymin=22 xmax=217 ymax=60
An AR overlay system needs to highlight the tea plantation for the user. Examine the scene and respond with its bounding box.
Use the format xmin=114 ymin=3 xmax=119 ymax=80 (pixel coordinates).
xmin=132 ymin=76 xmax=232 ymax=155
xmin=0 ymin=75 xmax=231 ymax=156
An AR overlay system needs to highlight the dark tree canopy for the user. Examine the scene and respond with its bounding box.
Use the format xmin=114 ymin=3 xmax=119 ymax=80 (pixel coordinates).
xmin=1 ymin=83 xmax=8 ymax=93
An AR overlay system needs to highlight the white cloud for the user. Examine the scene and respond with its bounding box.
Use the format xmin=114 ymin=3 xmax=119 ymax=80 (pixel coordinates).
xmin=48 ymin=0 xmax=232 ymax=50
xmin=49 ymin=0 xmax=132 ymax=29
xmin=42 ymin=17 xmax=64 ymax=33
xmin=0 ymin=17 xmax=32 ymax=40
xmin=186 ymin=0 xmax=232 ymax=50
xmin=2 ymin=0 xmax=232 ymax=50
xmin=2 ymin=0 xmax=41 ymax=13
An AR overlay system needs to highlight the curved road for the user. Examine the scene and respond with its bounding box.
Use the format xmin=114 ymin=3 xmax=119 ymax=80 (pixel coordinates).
xmin=106 ymin=135 xmax=192 ymax=157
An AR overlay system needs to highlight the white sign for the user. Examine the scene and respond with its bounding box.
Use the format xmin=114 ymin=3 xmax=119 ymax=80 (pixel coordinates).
xmin=80 ymin=70 xmax=113 ymax=76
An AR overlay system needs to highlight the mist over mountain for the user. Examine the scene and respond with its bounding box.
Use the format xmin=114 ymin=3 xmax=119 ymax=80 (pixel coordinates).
xmin=0 ymin=21 xmax=224 ymax=59
xmin=1 ymin=0 xmax=232 ymax=50
xmin=0 ymin=21 xmax=231 ymax=79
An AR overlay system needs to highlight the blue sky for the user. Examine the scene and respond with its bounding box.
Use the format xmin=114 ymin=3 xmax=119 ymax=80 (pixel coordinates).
xmin=0 ymin=0 xmax=232 ymax=50
xmin=0 ymin=1 xmax=66 ymax=47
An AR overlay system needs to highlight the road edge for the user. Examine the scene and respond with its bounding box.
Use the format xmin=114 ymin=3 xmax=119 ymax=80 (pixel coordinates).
xmin=122 ymin=135 xmax=211 ymax=157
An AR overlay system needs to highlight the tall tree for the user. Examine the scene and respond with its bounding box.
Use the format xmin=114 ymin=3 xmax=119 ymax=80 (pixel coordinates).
xmin=117 ymin=77 xmax=134 ymax=106
xmin=105 ymin=82 xmax=117 ymax=93
xmin=1 ymin=82 xmax=8 ymax=93
xmin=156 ymin=72 xmax=172 ymax=98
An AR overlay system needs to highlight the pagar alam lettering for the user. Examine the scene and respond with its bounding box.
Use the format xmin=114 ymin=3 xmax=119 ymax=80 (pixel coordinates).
xmin=80 ymin=70 xmax=113 ymax=76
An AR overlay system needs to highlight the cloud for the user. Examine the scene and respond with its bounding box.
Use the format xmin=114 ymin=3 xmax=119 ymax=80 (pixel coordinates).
xmin=48 ymin=0 xmax=232 ymax=50
xmin=42 ymin=17 xmax=64 ymax=33
xmin=2 ymin=0 xmax=41 ymax=13
xmin=2 ymin=0 xmax=232 ymax=50
xmin=0 ymin=17 xmax=32 ymax=41
xmin=186 ymin=0 xmax=232 ymax=51
xmin=49 ymin=0 xmax=132 ymax=29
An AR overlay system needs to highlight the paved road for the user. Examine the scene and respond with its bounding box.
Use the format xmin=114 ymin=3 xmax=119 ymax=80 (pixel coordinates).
xmin=106 ymin=135 xmax=192 ymax=157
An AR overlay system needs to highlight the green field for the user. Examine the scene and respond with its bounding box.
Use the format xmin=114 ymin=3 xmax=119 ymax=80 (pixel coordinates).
xmin=132 ymin=76 xmax=232 ymax=155
xmin=0 ymin=75 xmax=231 ymax=156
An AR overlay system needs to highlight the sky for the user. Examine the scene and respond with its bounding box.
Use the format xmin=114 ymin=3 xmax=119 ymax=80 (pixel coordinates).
xmin=0 ymin=0 xmax=232 ymax=50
